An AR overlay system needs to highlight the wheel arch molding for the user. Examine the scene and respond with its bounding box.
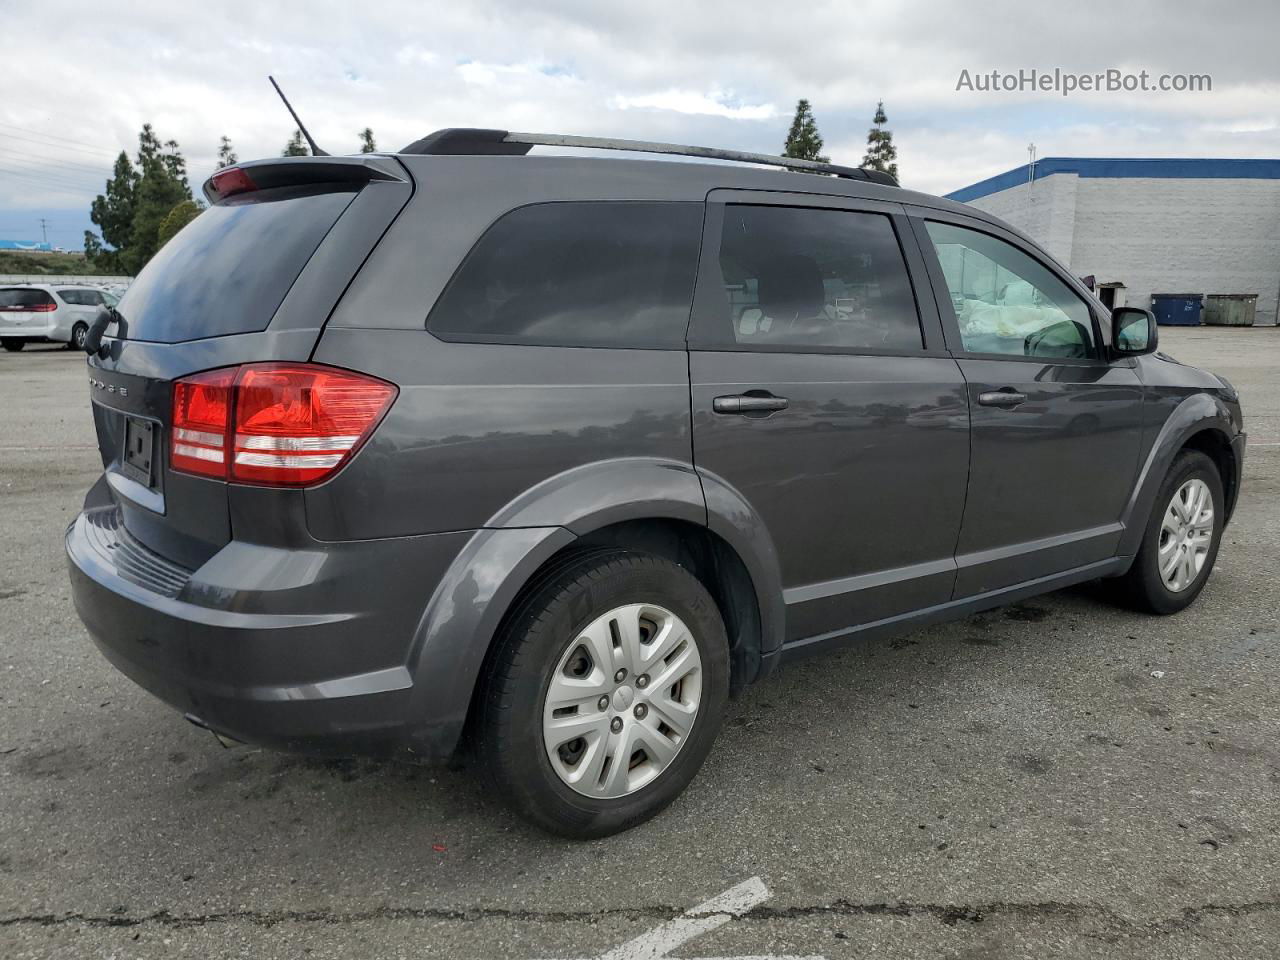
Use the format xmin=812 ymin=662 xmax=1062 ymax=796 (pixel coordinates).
xmin=399 ymin=458 xmax=785 ymax=760
xmin=1118 ymin=393 xmax=1241 ymax=559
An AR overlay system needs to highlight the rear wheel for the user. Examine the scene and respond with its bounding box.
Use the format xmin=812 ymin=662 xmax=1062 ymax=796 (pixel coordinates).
xmin=1 ymin=338 xmax=24 ymax=352
xmin=1112 ymin=449 xmax=1223 ymax=614
xmin=479 ymin=550 xmax=729 ymax=838
xmin=69 ymin=322 xmax=88 ymax=351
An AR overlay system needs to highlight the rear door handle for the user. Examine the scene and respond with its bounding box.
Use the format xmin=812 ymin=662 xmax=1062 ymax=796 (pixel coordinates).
xmin=713 ymin=394 xmax=789 ymax=414
xmin=977 ymin=390 xmax=1027 ymax=408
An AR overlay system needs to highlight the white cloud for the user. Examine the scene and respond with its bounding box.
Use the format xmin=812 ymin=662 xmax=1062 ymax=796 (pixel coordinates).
xmin=611 ymin=90 xmax=777 ymax=121
xmin=3 ymin=0 xmax=1279 ymax=248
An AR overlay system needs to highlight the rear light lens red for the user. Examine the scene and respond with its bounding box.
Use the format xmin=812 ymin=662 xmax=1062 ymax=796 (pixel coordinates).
xmin=28 ymin=302 xmax=56 ymax=312
xmin=170 ymin=363 xmax=396 ymax=487
xmin=209 ymin=166 xmax=257 ymax=199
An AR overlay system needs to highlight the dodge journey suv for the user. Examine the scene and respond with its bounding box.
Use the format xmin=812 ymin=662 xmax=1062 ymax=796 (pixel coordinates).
xmin=67 ymin=130 xmax=1245 ymax=838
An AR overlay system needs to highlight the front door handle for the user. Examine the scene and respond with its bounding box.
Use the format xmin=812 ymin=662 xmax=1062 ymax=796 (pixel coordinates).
xmin=978 ymin=389 xmax=1027 ymax=408
xmin=713 ymin=394 xmax=789 ymax=415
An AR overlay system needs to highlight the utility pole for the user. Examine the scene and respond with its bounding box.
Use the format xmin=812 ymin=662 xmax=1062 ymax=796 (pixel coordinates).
xmin=38 ymin=218 xmax=49 ymax=246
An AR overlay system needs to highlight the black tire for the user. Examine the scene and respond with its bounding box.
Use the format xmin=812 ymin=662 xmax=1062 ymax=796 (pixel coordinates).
xmin=1112 ymin=449 xmax=1224 ymax=614
xmin=1 ymin=338 xmax=24 ymax=352
xmin=478 ymin=549 xmax=729 ymax=838
xmin=69 ymin=323 xmax=88 ymax=351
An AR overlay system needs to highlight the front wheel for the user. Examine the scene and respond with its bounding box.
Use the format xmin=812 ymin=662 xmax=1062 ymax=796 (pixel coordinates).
xmin=1 ymin=338 xmax=24 ymax=352
xmin=1113 ymin=449 xmax=1224 ymax=614
xmin=479 ymin=550 xmax=729 ymax=838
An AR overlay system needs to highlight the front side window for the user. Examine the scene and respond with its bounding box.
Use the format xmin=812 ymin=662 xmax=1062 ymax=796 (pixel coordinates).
xmin=427 ymin=201 xmax=703 ymax=349
xmin=712 ymin=205 xmax=922 ymax=352
xmin=924 ymin=221 xmax=1096 ymax=358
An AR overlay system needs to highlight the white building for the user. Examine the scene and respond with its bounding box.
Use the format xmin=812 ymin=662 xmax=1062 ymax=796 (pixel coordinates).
xmin=947 ymin=158 xmax=1280 ymax=325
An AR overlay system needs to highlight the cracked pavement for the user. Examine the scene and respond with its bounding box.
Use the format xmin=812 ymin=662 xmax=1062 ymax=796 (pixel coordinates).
xmin=2 ymin=327 xmax=1279 ymax=959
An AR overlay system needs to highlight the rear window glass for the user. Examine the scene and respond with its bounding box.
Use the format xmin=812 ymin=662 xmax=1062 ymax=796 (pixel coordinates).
xmin=58 ymin=289 xmax=105 ymax=306
xmin=427 ymin=201 xmax=703 ymax=349
xmin=0 ymin=288 xmax=54 ymax=308
xmin=116 ymin=185 xmax=355 ymax=343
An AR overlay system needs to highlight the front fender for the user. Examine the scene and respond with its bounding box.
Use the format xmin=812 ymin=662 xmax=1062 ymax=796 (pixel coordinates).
xmin=1118 ymin=392 xmax=1239 ymax=558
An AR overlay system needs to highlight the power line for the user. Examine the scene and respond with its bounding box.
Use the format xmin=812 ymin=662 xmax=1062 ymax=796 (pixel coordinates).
xmin=0 ymin=165 xmax=100 ymax=194
xmin=0 ymin=130 xmax=121 ymax=160
xmin=0 ymin=162 xmax=103 ymax=189
xmin=0 ymin=120 xmax=124 ymax=155
xmin=0 ymin=147 xmax=112 ymax=177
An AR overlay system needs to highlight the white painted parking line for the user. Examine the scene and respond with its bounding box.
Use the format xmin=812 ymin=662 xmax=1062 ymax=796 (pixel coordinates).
xmin=535 ymin=877 xmax=824 ymax=960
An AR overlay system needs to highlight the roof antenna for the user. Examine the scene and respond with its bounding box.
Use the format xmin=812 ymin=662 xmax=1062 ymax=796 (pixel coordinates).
xmin=268 ymin=75 xmax=329 ymax=157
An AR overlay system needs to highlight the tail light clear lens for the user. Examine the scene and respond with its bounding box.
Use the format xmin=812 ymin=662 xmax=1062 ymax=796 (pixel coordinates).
xmin=170 ymin=363 xmax=396 ymax=487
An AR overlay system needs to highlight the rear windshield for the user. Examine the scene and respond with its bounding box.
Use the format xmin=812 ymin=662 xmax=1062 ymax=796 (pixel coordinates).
xmin=115 ymin=185 xmax=356 ymax=342
xmin=0 ymin=288 xmax=54 ymax=309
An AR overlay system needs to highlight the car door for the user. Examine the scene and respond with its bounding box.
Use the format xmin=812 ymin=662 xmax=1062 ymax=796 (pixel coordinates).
xmin=688 ymin=191 xmax=970 ymax=645
xmin=910 ymin=211 xmax=1144 ymax=597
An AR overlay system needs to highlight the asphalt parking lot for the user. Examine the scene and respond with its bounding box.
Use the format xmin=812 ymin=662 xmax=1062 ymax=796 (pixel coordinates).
xmin=2 ymin=327 xmax=1278 ymax=960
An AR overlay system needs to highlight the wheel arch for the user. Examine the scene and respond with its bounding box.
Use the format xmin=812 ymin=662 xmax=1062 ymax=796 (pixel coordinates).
xmin=401 ymin=458 xmax=784 ymax=760
xmin=1118 ymin=393 xmax=1240 ymax=558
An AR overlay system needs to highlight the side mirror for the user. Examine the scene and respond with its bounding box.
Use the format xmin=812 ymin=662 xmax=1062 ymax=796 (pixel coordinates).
xmin=1111 ymin=307 xmax=1158 ymax=356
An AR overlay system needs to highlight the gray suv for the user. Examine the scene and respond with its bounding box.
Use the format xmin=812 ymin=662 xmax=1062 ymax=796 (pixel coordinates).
xmin=66 ymin=130 xmax=1245 ymax=838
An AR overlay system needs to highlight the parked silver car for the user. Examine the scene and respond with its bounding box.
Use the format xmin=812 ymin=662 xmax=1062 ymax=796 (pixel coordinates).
xmin=0 ymin=284 xmax=109 ymax=351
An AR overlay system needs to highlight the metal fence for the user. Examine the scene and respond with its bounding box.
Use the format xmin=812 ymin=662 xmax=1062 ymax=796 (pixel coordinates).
xmin=0 ymin=275 xmax=132 ymax=286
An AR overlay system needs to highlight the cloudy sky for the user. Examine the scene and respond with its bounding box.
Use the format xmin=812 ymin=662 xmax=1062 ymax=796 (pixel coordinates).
xmin=4 ymin=0 xmax=1279 ymax=251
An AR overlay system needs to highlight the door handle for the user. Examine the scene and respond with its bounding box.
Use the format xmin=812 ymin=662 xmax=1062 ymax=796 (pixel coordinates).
xmin=713 ymin=394 xmax=789 ymax=414
xmin=977 ymin=389 xmax=1027 ymax=408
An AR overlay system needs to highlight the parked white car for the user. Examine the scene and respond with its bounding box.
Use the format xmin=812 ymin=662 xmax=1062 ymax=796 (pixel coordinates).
xmin=0 ymin=284 xmax=108 ymax=351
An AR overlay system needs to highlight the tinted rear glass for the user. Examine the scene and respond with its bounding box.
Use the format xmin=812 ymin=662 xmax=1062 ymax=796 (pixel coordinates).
xmin=427 ymin=201 xmax=703 ymax=349
xmin=0 ymin=288 xmax=54 ymax=308
xmin=116 ymin=185 xmax=355 ymax=342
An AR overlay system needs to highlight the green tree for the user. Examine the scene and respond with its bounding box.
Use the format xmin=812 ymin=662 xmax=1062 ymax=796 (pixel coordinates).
xmin=157 ymin=200 xmax=202 ymax=248
xmin=216 ymin=135 xmax=238 ymax=169
xmin=85 ymin=124 xmax=193 ymax=274
xmin=358 ymin=128 xmax=377 ymax=153
xmin=861 ymin=100 xmax=898 ymax=182
xmin=125 ymin=124 xmax=194 ymax=273
xmin=84 ymin=151 xmax=138 ymax=272
xmin=282 ymin=129 xmax=309 ymax=156
xmin=782 ymin=99 xmax=829 ymax=164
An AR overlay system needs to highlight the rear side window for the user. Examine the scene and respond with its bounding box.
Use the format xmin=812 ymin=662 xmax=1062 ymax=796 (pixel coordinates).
xmin=58 ymin=289 xmax=105 ymax=306
xmin=427 ymin=202 xmax=703 ymax=349
xmin=116 ymin=186 xmax=355 ymax=343
xmin=0 ymin=288 xmax=54 ymax=309
xmin=711 ymin=205 xmax=923 ymax=352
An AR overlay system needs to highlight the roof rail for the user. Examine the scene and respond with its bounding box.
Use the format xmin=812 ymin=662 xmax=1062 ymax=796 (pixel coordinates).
xmin=398 ymin=128 xmax=899 ymax=186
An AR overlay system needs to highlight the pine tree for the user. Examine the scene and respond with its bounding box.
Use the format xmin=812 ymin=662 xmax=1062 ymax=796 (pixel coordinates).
xmin=782 ymin=99 xmax=829 ymax=164
xmin=216 ymin=136 xmax=238 ymax=169
xmin=127 ymin=125 xmax=194 ymax=273
xmin=84 ymin=124 xmax=194 ymax=274
xmin=282 ymin=130 xmax=310 ymax=156
xmin=861 ymin=101 xmax=898 ymax=182
xmin=84 ymin=151 xmax=138 ymax=272
xmin=358 ymin=128 xmax=377 ymax=154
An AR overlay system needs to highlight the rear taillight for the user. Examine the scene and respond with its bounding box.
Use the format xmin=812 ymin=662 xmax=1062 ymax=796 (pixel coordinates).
xmin=11 ymin=302 xmax=56 ymax=312
xmin=170 ymin=363 xmax=396 ymax=487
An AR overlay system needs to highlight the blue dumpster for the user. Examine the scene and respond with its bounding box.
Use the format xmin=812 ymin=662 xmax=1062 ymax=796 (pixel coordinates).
xmin=1151 ymin=294 xmax=1204 ymax=326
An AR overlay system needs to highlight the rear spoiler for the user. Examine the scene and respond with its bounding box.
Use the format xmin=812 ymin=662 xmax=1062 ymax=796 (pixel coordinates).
xmin=201 ymin=155 xmax=406 ymax=204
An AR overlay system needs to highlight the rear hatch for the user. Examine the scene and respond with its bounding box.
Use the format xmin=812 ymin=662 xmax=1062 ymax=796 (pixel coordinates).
xmin=85 ymin=156 xmax=412 ymax=569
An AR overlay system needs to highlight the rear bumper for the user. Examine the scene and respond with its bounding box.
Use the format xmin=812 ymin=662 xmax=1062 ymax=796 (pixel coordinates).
xmin=0 ymin=319 xmax=68 ymax=341
xmin=66 ymin=498 xmax=473 ymax=759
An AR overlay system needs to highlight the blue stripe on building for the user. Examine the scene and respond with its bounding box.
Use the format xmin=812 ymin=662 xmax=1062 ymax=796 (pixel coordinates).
xmin=946 ymin=158 xmax=1280 ymax=203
